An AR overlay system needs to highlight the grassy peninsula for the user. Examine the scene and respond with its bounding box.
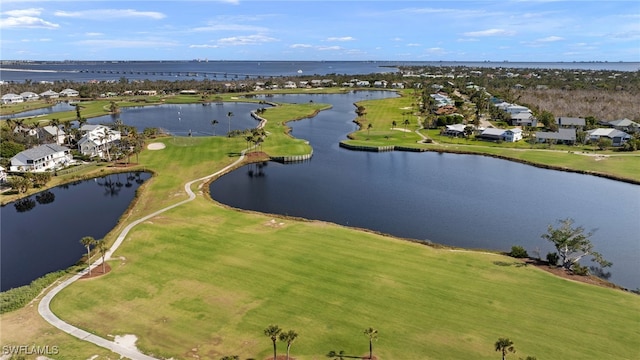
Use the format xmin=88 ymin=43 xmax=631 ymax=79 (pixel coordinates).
xmin=1 ymin=92 xmax=639 ymax=360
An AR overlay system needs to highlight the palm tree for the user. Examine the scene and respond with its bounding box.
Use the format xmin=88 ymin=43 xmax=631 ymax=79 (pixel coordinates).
xmin=363 ymin=327 xmax=378 ymax=359
xmin=278 ymin=329 xmax=298 ymax=360
xmin=391 ymin=120 xmax=397 ymax=129
xmin=79 ymin=236 xmax=96 ymax=275
xmin=403 ymin=118 xmax=410 ymax=135
xmin=264 ymin=324 xmax=281 ymax=360
xmin=367 ymin=123 xmax=373 ymax=138
xmin=227 ymin=111 xmax=234 ymax=135
xmin=211 ymin=119 xmax=219 ymax=135
xmin=96 ymin=239 xmax=108 ymax=274
xmin=494 ymin=338 xmax=516 ymax=360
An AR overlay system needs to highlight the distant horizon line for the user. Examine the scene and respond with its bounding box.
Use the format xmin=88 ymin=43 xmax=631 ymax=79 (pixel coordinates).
xmin=2 ymin=59 xmax=637 ymax=63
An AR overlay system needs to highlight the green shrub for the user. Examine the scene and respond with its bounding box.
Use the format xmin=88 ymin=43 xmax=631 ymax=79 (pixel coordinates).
xmin=0 ymin=270 xmax=68 ymax=314
xmin=546 ymin=252 xmax=559 ymax=266
xmin=509 ymin=245 xmax=529 ymax=258
xmin=571 ymin=263 xmax=590 ymax=276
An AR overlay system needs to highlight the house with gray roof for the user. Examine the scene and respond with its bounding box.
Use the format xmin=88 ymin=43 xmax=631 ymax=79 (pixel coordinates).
xmin=557 ymin=117 xmax=586 ymax=128
xmin=1 ymin=93 xmax=24 ymax=104
xmin=9 ymin=144 xmax=72 ymax=172
xmin=20 ymin=91 xmax=40 ymax=101
xmin=535 ymin=128 xmax=576 ymax=145
xmin=587 ymin=128 xmax=631 ymax=147
xmin=607 ymin=118 xmax=639 ymax=133
xmin=78 ymin=124 xmax=121 ymax=158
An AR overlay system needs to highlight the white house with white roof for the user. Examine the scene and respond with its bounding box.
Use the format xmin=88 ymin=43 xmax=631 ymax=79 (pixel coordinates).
xmin=78 ymin=124 xmax=121 ymax=158
xmin=587 ymin=128 xmax=631 ymax=147
xmin=59 ymin=88 xmax=79 ymax=97
xmin=1 ymin=93 xmax=24 ymax=104
xmin=10 ymin=144 xmax=73 ymax=172
xmin=20 ymin=91 xmax=40 ymax=101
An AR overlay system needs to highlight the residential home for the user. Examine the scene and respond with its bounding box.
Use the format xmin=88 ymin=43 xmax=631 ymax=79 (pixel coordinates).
xmin=504 ymin=104 xmax=531 ymax=115
xmin=557 ymin=117 xmax=585 ymax=128
xmin=59 ymin=88 xmax=79 ymax=97
xmin=283 ymin=81 xmax=297 ymax=89
xmin=373 ymin=80 xmax=388 ymax=88
xmin=356 ymin=80 xmax=370 ymax=87
xmin=19 ymin=91 xmax=40 ymax=101
xmin=443 ymin=124 xmax=467 ymax=137
xmin=535 ymin=128 xmax=576 ymax=145
xmin=587 ymin=128 xmax=631 ymax=147
xmin=503 ymin=128 xmax=523 ymax=142
xmin=78 ymin=125 xmax=121 ymax=158
xmin=510 ymin=112 xmax=537 ymax=127
xmin=321 ymin=79 xmax=335 ymax=87
xmin=478 ymin=128 xmax=506 ymax=141
xmin=606 ymin=118 xmax=639 ymax=133
xmin=39 ymin=90 xmax=59 ymax=99
xmin=9 ymin=144 xmax=72 ymax=172
xmin=0 ymin=166 xmax=6 ymax=183
xmin=391 ymin=82 xmax=405 ymax=89
xmin=36 ymin=125 xmax=67 ymax=145
xmin=310 ymin=80 xmax=323 ymax=87
xmin=1 ymin=93 xmax=24 ymax=104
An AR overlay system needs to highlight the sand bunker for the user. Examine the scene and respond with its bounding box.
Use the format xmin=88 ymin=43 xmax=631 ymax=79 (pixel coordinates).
xmin=147 ymin=142 xmax=166 ymax=150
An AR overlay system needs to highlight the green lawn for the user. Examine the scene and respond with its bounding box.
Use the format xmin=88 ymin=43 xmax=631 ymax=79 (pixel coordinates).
xmin=3 ymin=92 xmax=640 ymax=360
xmin=45 ymin=122 xmax=639 ymax=359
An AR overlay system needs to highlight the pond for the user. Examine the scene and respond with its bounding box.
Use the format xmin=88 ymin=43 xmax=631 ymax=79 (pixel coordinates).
xmin=209 ymin=92 xmax=640 ymax=290
xmin=0 ymin=172 xmax=151 ymax=291
xmin=88 ymin=102 xmax=267 ymax=136
xmin=0 ymin=102 xmax=77 ymax=120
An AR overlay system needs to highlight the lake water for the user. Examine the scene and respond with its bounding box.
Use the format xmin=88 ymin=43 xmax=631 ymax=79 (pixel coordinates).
xmin=88 ymin=103 xmax=266 ymax=136
xmin=209 ymin=92 xmax=640 ymax=290
xmin=0 ymin=102 xmax=77 ymax=120
xmin=0 ymin=172 xmax=151 ymax=291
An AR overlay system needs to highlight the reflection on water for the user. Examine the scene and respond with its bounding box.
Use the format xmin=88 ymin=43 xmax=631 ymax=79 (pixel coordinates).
xmin=0 ymin=172 xmax=151 ymax=291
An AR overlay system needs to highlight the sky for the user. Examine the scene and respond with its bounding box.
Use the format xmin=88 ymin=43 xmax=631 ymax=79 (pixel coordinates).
xmin=0 ymin=0 xmax=639 ymax=62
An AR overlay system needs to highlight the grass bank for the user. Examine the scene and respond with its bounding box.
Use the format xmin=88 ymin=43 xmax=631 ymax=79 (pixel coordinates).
xmin=1 ymin=93 xmax=638 ymax=359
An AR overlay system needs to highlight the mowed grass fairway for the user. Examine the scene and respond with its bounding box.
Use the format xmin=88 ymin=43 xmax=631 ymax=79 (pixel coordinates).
xmin=51 ymin=194 xmax=640 ymax=359
xmin=2 ymin=97 xmax=639 ymax=359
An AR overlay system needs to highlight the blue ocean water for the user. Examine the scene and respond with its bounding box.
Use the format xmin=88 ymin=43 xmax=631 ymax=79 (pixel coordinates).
xmin=1 ymin=60 xmax=638 ymax=83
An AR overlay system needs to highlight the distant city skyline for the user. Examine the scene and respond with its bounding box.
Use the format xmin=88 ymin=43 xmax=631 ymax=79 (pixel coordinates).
xmin=1 ymin=0 xmax=639 ymax=62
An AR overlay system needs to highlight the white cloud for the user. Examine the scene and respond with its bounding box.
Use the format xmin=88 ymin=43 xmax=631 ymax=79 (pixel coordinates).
xmin=54 ymin=9 xmax=166 ymax=20
xmin=536 ymin=36 xmax=564 ymax=42
xmin=85 ymin=32 xmax=104 ymax=37
xmin=191 ymin=24 xmax=267 ymax=32
xmin=75 ymin=39 xmax=178 ymax=48
xmin=325 ymin=36 xmax=355 ymax=42
xmin=406 ymin=43 xmax=421 ymax=47
xmin=190 ymin=44 xmax=219 ymax=49
xmin=290 ymin=43 xmax=312 ymax=48
xmin=318 ymin=46 xmax=343 ymax=51
xmin=463 ymin=28 xmax=515 ymax=37
xmin=216 ymin=34 xmax=278 ymax=46
xmin=0 ymin=16 xmax=59 ymax=29
xmin=2 ymin=8 xmax=43 ymax=17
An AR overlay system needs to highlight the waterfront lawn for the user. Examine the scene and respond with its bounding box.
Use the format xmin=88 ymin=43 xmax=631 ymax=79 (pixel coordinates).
xmin=42 ymin=126 xmax=639 ymax=360
xmin=50 ymin=192 xmax=640 ymax=359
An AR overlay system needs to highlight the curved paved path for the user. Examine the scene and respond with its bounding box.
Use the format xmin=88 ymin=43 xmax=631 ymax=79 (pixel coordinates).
xmin=38 ymin=151 xmax=248 ymax=360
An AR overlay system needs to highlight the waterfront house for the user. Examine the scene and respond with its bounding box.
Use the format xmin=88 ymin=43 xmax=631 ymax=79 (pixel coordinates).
xmin=535 ymin=128 xmax=576 ymax=145
xmin=39 ymin=90 xmax=59 ymax=99
xmin=0 ymin=166 xmax=6 ymax=183
xmin=443 ymin=124 xmax=468 ymax=137
xmin=19 ymin=91 xmax=40 ymax=101
xmin=1 ymin=93 xmax=24 ymax=104
xmin=9 ymin=144 xmax=72 ymax=172
xmin=59 ymin=88 xmax=79 ymax=97
xmin=586 ymin=128 xmax=631 ymax=147
xmin=478 ymin=128 xmax=506 ymax=141
xmin=503 ymin=128 xmax=523 ymax=142
xmin=78 ymin=125 xmax=121 ymax=158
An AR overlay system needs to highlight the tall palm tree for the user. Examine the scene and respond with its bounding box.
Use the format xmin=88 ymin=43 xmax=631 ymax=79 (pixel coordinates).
xmin=367 ymin=123 xmax=373 ymax=137
xmin=96 ymin=239 xmax=108 ymax=274
xmin=227 ymin=111 xmax=234 ymax=135
xmin=50 ymin=118 xmax=61 ymax=144
xmin=263 ymin=324 xmax=281 ymax=360
xmin=79 ymin=236 xmax=96 ymax=275
xmin=278 ymin=329 xmax=298 ymax=360
xmin=211 ymin=119 xmax=219 ymax=135
xmin=494 ymin=338 xmax=516 ymax=360
xmin=363 ymin=327 xmax=378 ymax=359
xmin=391 ymin=120 xmax=397 ymax=129
xmin=403 ymin=118 xmax=410 ymax=135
